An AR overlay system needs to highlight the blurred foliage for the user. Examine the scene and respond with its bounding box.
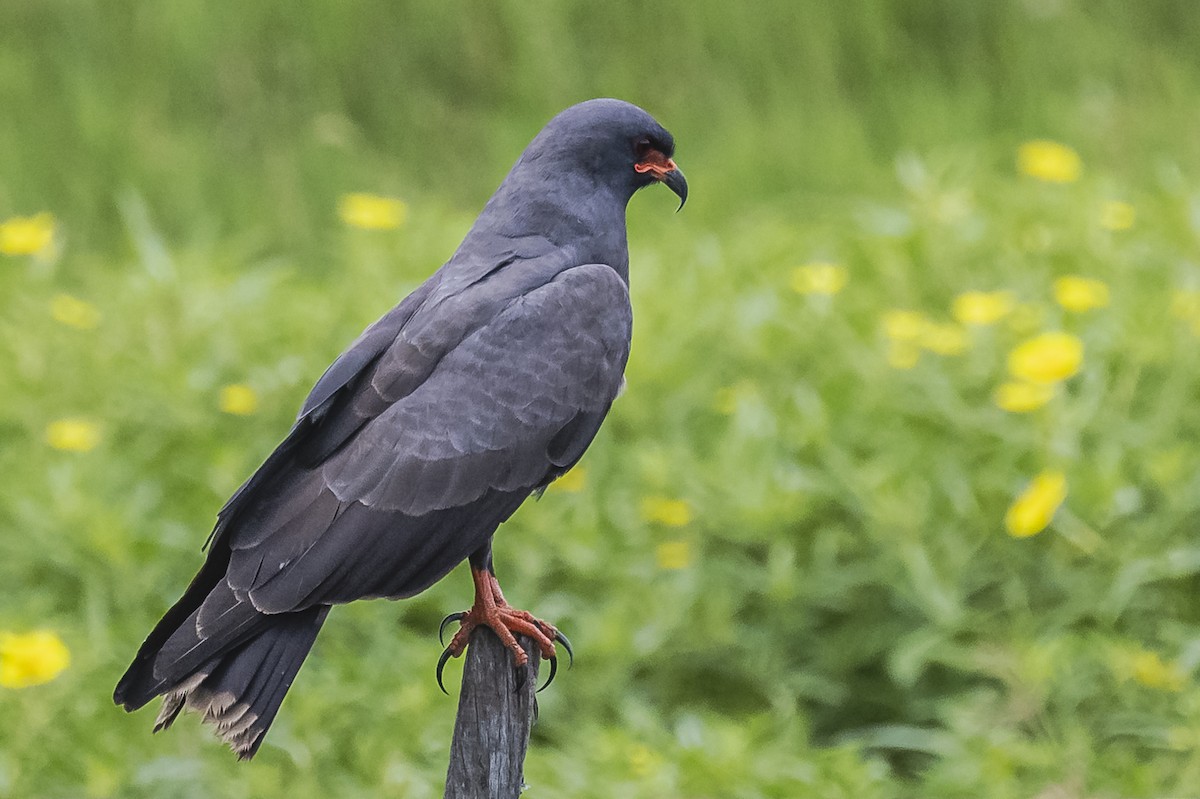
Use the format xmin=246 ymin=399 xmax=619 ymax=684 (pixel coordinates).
xmin=4 ymin=1 xmax=1200 ymax=797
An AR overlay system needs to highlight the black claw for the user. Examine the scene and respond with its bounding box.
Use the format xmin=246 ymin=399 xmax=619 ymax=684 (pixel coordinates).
xmin=513 ymin=660 xmax=528 ymax=693
xmin=436 ymin=647 xmax=454 ymax=695
xmin=439 ymin=612 xmax=466 ymax=646
xmin=553 ymin=630 xmax=575 ymax=669
xmin=537 ymin=655 xmax=557 ymax=693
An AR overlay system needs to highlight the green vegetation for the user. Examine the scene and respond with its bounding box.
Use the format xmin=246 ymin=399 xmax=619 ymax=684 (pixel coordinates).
xmin=4 ymin=1 xmax=1200 ymax=796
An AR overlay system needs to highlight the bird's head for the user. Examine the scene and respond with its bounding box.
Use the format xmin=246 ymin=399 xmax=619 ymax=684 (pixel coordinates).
xmin=518 ymin=98 xmax=687 ymax=209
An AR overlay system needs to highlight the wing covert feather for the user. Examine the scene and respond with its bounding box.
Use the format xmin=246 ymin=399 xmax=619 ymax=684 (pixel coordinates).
xmin=322 ymin=263 xmax=631 ymax=513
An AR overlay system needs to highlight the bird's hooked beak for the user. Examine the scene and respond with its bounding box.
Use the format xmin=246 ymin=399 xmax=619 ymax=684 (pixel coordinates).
xmin=635 ymin=151 xmax=688 ymax=210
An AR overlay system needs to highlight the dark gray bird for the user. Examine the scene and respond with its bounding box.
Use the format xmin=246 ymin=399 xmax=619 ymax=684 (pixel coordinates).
xmin=113 ymin=98 xmax=686 ymax=759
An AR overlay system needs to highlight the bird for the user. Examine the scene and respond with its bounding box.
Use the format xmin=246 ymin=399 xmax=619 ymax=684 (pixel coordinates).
xmin=113 ymin=98 xmax=687 ymax=759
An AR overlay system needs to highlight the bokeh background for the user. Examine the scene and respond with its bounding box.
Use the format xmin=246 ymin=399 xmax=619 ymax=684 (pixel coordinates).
xmin=4 ymin=1 xmax=1200 ymax=796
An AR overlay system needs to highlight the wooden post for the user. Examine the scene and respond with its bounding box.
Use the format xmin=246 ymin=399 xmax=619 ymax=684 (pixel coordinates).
xmin=444 ymin=628 xmax=540 ymax=799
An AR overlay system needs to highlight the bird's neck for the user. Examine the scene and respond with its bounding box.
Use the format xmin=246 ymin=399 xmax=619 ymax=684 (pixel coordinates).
xmin=466 ymin=171 xmax=633 ymax=282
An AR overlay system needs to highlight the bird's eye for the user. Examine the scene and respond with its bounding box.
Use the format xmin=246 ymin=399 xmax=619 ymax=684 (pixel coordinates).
xmin=634 ymin=137 xmax=653 ymax=159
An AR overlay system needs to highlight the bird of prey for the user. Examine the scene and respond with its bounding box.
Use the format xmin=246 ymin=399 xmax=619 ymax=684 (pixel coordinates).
xmin=113 ymin=98 xmax=686 ymax=759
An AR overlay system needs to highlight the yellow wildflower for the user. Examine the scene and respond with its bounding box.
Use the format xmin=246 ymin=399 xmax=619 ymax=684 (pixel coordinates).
xmin=45 ymin=418 xmax=101 ymax=452
xmin=883 ymin=310 xmax=967 ymax=357
xmin=0 ymin=630 xmax=70 ymax=688
xmin=655 ymin=540 xmax=692 ymax=570
xmin=554 ymin=467 xmax=587 ymax=493
xmin=640 ymin=496 xmax=691 ymax=527
xmin=920 ymin=322 xmax=969 ymax=356
xmin=994 ymin=381 xmax=1056 ymax=413
xmin=952 ymin=290 xmax=1016 ymax=326
xmin=1130 ymin=650 xmax=1185 ymax=692
xmin=882 ymin=310 xmax=928 ymax=342
xmin=1100 ymin=200 xmax=1135 ymax=231
xmin=790 ymin=262 xmax=847 ymax=296
xmin=0 ymin=212 xmax=55 ymax=256
xmin=1016 ymin=140 xmax=1082 ymax=183
xmin=50 ymin=294 xmax=102 ymax=330
xmin=1007 ymin=332 xmax=1083 ymax=384
xmin=1053 ymin=276 xmax=1110 ymax=313
xmin=219 ymin=384 xmax=259 ymax=416
xmin=1005 ymin=470 xmax=1067 ymax=538
xmin=338 ymin=193 xmax=408 ymax=230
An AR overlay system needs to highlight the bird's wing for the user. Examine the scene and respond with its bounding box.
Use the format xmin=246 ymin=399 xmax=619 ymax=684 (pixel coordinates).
xmin=212 ymin=279 xmax=439 ymax=526
xmin=216 ymin=263 xmax=631 ymax=614
xmin=298 ymin=280 xmax=436 ymax=420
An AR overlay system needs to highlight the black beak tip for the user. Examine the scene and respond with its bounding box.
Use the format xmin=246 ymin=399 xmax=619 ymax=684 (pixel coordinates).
xmin=664 ymin=168 xmax=688 ymax=211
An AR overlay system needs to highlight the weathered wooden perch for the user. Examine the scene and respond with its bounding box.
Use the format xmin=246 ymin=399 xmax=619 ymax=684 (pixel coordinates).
xmin=444 ymin=628 xmax=540 ymax=799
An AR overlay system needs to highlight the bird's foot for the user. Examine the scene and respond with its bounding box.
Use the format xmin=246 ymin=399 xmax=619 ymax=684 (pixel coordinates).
xmin=436 ymin=567 xmax=572 ymax=694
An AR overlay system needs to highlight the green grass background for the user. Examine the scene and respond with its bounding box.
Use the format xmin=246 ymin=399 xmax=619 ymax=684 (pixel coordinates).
xmin=4 ymin=1 xmax=1200 ymax=796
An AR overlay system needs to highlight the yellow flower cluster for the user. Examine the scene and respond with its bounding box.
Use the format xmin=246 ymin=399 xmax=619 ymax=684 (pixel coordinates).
xmin=882 ymin=310 xmax=969 ymax=368
xmin=45 ymin=418 xmax=101 ymax=452
xmin=219 ymin=384 xmax=259 ymax=416
xmin=945 ymin=282 xmax=1105 ymax=539
xmin=790 ymin=262 xmax=848 ymax=296
xmin=947 ymin=280 xmax=1104 ymax=414
xmin=0 ymin=630 xmax=70 ymax=688
xmin=1053 ymin=276 xmax=1109 ymax=313
xmin=1005 ymin=470 xmax=1067 ymax=538
xmin=952 ymin=290 xmax=1015 ymax=326
xmin=993 ymin=381 xmax=1056 ymax=413
xmin=0 ymin=212 xmax=56 ymax=256
xmin=1007 ymin=331 xmax=1083 ymax=384
xmin=993 ymin=332 xmax=1083 ymax=413
xmin=1016 ymin=140 xmax=1082 ymax=183
xmin=640 ymin=496 xmax=692 ymax=527
xmin=338 ymin=193 xmax=408 ymax=230
xmin=895 ymin=285 xmax=1096 ymax=413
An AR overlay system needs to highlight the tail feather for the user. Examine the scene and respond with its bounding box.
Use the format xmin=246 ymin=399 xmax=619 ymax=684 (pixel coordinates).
xmin=134 ymin=605 xmax=329 ymax=758
xmin=114 ymin=543 xmax=234 ymax=712
xmin=115 ymin=579 xmax=262 ymax=712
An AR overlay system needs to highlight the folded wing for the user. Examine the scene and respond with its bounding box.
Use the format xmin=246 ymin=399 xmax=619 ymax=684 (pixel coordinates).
xmin=223 ymin=262 xmax=632 ymax=612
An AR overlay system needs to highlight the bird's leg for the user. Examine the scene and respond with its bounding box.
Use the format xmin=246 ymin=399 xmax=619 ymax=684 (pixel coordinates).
xmin=436 ymin=565 xmax=573 ymax=693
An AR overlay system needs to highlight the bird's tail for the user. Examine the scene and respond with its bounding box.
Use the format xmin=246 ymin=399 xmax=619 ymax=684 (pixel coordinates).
xmin=117 ymin=604 xmax=329 ymax=760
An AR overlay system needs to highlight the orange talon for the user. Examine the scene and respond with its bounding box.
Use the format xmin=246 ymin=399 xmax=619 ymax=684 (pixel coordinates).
xmin=436 ymin=566 xmax=562 ymax=694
